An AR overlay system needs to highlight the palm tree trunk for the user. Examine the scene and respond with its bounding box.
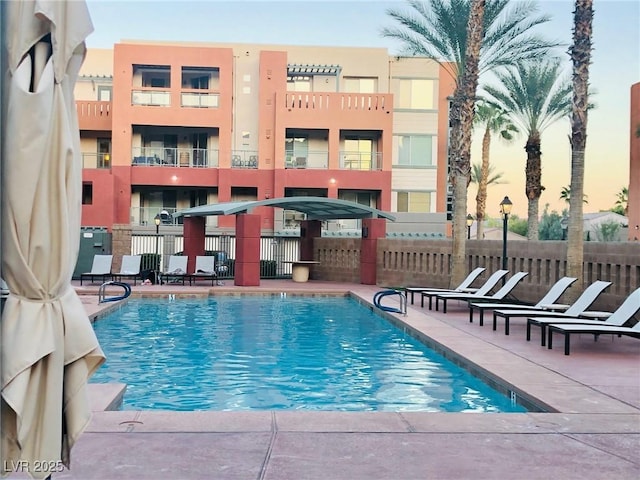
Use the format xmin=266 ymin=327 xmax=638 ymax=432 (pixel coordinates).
xmin=525 ymin=134 xmax=542 ymax=240
xmin=566 ymin=0 xmax=594 ymax=293
xmin=450 ymin=0 xmax=486 ymax=287
xmin=475 ymin=126 xmax=491 ymax=239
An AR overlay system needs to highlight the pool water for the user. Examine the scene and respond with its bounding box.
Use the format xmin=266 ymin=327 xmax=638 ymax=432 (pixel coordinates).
xmin=90 ymin=296 xmax=526 ymax=412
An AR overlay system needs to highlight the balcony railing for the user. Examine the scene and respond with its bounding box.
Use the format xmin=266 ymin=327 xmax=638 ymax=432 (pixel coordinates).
xmin=76 ymin=100 xmax=111 ymax=130
xmin=181 ymin=91 xmax=219 ymax=108
xmin=284 ymin=92 xmax=390 ymax=112
xmin=132 ymin=147 xmax=219 ymax=168
xmin=131 ymin=207 xmax=218 ymax=227
xmin=131 ymin=207 xmax=180 ymax=226
xmin=132 ymin=89 xmax=171 ymax=106
xmin=284 ymin=151 xmax=328 ymax=169
xmin=82 ymin=152 xmax=111 ymax=169
xmin=231 ymin=150 xmax=258 ymax=169
xmin=339 ymin=151 xmax=382 ymax=170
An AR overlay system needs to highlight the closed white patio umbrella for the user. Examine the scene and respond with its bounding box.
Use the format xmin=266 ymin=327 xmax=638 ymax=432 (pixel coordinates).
xmin=2 ymin=1 xmax=105 ymax=478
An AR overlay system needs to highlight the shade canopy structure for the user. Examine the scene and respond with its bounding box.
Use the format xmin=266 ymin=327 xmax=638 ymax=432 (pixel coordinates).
xmin=174 ymin=196 xmax=396 ymax=222
xmin=1 ymin=1 xmax=105 ymax=478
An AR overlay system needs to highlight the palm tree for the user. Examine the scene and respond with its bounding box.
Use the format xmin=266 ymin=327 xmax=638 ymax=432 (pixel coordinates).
xmin=382 ymin=0 xmax=557 ymax=286
xmin=566 ymin=0 xmax=594 ymax=287
xmin=471 ymin=162 xmax=506 ymax=185
xmin=615 ymin=186 xmax=629 ymax=216
xmin=483 ymin=60 xmax=572 ymax=240
xmin=473 ymin=101 xmax=517 ymax=239
xmin=447 ymin=0 xmax=485 ymax=285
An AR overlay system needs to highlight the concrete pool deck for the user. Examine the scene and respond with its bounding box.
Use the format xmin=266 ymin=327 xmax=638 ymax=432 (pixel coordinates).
xmin=15 ymin=280 xmax=639 ymax=479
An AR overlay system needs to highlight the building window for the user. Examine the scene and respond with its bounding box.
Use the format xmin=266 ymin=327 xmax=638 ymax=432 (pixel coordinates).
xmin=134 ymin=65 xmax=171 ymax=88
xmin=97 ymin=86 xmax=112 ymax=101
xmin=395 ymin=135 xmax=433 ymax=166
xmin=82 ymin=182 xmax=93 ymax=205
xmin=397 ymin=191 xmax=431 ymax=213
xmin=285 ymin=136 xmax=308 ymax=166
xmin=397 ymin=79 xmax=434 ymax=109
xmin=343 ymin=138 xmax=374 ymax=170
xmin=182 ymin=67 xmax=219 ymax=90
xmin=344 ymin=77 xmax=377 ymax=93
xmin=97 ymin=138 xmax=111 ymax=168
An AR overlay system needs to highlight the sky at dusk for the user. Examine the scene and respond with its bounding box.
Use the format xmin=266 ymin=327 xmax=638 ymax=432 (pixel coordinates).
xmin=84 ymin=0 xmax=639 ymax=218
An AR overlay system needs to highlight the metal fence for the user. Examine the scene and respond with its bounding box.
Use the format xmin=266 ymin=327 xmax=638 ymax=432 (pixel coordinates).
xmin=130 ymin=234 xmax=300 ymax=278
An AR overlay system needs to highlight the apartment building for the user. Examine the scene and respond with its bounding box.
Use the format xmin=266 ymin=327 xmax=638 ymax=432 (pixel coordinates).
xmin=76 ymin=41 xmax=455 ymax=233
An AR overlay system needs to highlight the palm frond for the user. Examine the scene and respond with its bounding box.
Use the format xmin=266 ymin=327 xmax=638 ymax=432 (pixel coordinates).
xmin=381 ymin=0 xmax=559 ymax=86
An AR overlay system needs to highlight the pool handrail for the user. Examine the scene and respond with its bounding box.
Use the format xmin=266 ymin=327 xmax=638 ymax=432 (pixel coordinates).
xmin=373 ymin=289 xmax=407 ymax=315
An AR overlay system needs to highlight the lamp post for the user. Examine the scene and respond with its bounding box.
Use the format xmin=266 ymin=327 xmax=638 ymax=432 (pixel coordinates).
xmin=499 ymin=196 xmax=513 ymax=275
xmin=154 ymin=214 xmax=161 ymax=281
xmin=560 ymin=215 xmax=568 ymax=241
xmin=466 ymin=214 xmax=474 ymax=239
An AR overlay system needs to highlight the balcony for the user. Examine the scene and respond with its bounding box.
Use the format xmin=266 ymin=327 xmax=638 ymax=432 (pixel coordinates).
xmin=339 ymin=151 xmax=382 ymax=171
xmin=181 ymin=91 xmax=219 ymax=108
xmin=130 ymin=206 xmax=218 ymax=227
xmin=231 ymin=150 xmax=258 ymax=169
xmin=131 ymin=207 xmax=179 ymax=226
xmin=280 ymin=92 xmax=392 ymax=128
xmin=82 ymin=152 xmax=111 ymax=169
xmin=132 ymin=89 xmax=171 ymax=107
xmin=284 ymin=151 xmax=328 ymax=169
xmin=132 ymin=147 xmax=219 ymax=168
xmin=76 ymin=101 xmax=111 ymax=130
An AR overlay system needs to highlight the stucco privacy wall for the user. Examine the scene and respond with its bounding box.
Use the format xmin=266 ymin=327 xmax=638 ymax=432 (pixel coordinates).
xmin=110 ymin=225 xmax=638 ymax=312
xmin=375 ymin=239 xmax=640 ymax=312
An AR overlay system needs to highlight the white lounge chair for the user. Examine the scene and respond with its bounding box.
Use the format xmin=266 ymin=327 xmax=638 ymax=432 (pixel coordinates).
xmin=404 ymin=267 xmax=486 ymax=305
xmin=530 ymin=286 xmax=640 ymax=349
xmin=80 ymin=254 xmax=113 ymax=285
xmin=468 ymin=276 xmax=578 ymax=325
xmin=421 ymin=269 xmax=509 ymax=310
xmin=435 ymin=271 xmax=529 ymax=313
xmin=160 ymin=255 xmax=189 ymax=285
xmin=492 ymin=280 xmax=612 ymax=335
xmin=113 ymin=255 xmax=142 ymax=285
xmin=188 ymin=256 xmax=218 ymax=286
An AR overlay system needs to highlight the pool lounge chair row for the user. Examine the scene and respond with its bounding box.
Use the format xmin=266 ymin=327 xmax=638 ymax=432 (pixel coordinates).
xmin=159 ymin=255 xmax=221 ymax=286
xmin=404 ymin=270 xmax=640 ymax=355
xmin=79 ymin=254 xmax=221 ymax=286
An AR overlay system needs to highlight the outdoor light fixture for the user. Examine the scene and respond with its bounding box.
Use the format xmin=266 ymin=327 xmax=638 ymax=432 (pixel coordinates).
xmin=466 ymin=214 xmax=474 ymax=239
xmin=499 ymin=196 xmax=513 ymax=217
xmin=560 ymin=215 xmax=569 ymax=241
xmin=499 ymin=196 xmax=512 ymax=275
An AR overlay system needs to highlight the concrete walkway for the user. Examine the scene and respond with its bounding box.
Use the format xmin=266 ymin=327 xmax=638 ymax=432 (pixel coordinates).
xmin=13 ymin=280 xmax=640 ymax=479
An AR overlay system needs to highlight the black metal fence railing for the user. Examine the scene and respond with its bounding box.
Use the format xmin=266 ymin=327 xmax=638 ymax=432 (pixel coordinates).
xmin=130 ymin=234 xmax=300 ymax=279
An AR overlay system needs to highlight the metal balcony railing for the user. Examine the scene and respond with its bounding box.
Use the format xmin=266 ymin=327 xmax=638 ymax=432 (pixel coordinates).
xmin=131 ymin=89 xmax=171 ymax=106
xmin=131 ymin=147 xmax=219 ymax=168
xmin=130 ymin=207 xmax=218 ymax=227
xmin=231 ymin=150 xmax=258 ymax=169
xmin=181 ymin=91 xmax=219 ymax=108
xmin=284 ymin=150 xmax=328 ymax=169
xmin=82 ymin=152 xmax=112 ymax=169
xmin=339 ymin=151 xmax=382 ymax=170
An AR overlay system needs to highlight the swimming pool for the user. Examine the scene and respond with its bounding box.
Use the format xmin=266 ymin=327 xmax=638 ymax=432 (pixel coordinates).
xmin=90 ymin=296 xmax=527 ymax=412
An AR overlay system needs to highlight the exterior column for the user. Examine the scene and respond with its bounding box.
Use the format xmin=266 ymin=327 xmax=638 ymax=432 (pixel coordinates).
xmin=235 ymin=213 xmax=261 ymax=286
xmin=183 ymin=216 xmax=206 ymax=274
xmin=360 ymin=218 xmax=386 ymax=285
xmin=299 ymin=219 xmax=322 ymax=261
